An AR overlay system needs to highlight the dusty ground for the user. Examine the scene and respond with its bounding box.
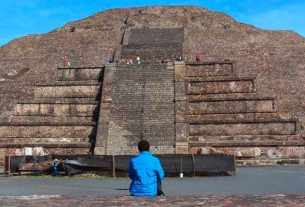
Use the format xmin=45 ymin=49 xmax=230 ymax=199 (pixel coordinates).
xmin=0 ymin=166 xmax=305 ymax=206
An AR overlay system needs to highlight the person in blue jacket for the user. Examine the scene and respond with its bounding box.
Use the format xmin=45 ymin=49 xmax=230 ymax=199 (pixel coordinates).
xmin=128 ymin=140 xmax=165 ymax=197
xmin=53 ymin=159 xmax=59 ymax=176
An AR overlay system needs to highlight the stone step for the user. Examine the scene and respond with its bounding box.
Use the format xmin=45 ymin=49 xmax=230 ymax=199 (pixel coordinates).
xmin=187 ymin=93 xmax=258 ymax=101
xmin=0 ymin=142 xmax=92 ymax=148
xmin=14 ymin=103 xmax=98 ymax=116
xmin=34 ymin=82 xmax=101 ymax=98
xmin=188 ymin=135 xmax=304 ymax=147
xmin=190 ymin=146 xmax=305 ymax=165
xmin=236 ymin=158 xmax=305 ymax=166
xmin=188 ymin=96 xmax=275 ymax=103
xmin=186 ymin=76 xmax=255 ymax=82
xmin=0 ymin=137 xmax=90 ymax=145
xmin=57 ymin=67 xmax=104 ymax=81
xmin=186 ymin=61 xmax=236 ymax=77
xmin=185 ymin=61 xmax=234 ymax=65
xmin=0 ymin=125 xmax=94 ymax=138
xmin=115 ymin=62 xmax=167 ymax=69
xmin=11 ymin=115 xmax=94 ymax=123
xmin=35 ymin=80 xmax=101 ymax=86
xmin=0 ymin=121 xmax=96 ymax=126
xmin=188 ymin=98 xmax=276 ymax=114
xmin=120 ymin=43 xmax=182 ymax=60
xmin=187 ymin=77 xmax=256 ymax=95
xmin=17 ymin=98 xmax=98 ymax=104
xmin=189 ymin=120 xmax=297 ymax=136
xmin=187 ymin=113 xmax=280 ymax=123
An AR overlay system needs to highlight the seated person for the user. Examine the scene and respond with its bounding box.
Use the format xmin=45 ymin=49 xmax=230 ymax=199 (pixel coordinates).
xmin=128 ymin=140 xmax=165 ymax=197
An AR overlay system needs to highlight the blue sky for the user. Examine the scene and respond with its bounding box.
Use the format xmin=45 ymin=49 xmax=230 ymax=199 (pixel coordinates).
xmin=1 ymin=0 xmax=305 ymax=46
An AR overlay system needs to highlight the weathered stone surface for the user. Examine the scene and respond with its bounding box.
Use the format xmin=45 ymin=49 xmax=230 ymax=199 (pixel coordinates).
xmin=189 ymin=99 xmax=275 ymax=114
xmin=187 ymin=112 xmax=279 ymax=123
xmin=120 ymin=28 xmax=183 ymax=61
xmin=190 ymin=122 xmax=297 ymax=136
xmin=0 ymin=125 xmax=93 ymax=138
xmin=34 ymin=83 xmax=100 ymax=98
xmin=0 ymin=147 xmax=90 ymax=164
xmin=99 ymin=64 xmax=175 ymax=155
xmin=10 ymin=115 xmax=93 ymax=123
xmin=57 ymin=67 xmax=104 ymax=81
xmin=15 ymin=103 xmax=97 ymax=116
xmin=187 ymin=78 xmax=255 ymax=95
xmin=186 ymin=62 xmax=235 ymax=77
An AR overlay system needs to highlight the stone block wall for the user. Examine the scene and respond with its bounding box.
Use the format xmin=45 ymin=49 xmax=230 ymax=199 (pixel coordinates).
xmin=181 ymin=61 xmax=304 ymax=165
xmin=0 ymin=67 xmax=104 ymax=170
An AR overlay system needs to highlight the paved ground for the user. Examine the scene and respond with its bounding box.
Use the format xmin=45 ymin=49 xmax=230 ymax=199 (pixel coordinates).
xmin=0 ymin=166 xmax=305 ymax=206
xmin=0 ymin=195 xmax=305 ymax=206
xmin=1 ymin=166 xmax=305 ymax=196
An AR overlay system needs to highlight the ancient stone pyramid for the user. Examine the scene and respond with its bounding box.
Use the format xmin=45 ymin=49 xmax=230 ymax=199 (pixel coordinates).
xmin=0 ymin=6 xmax=304 ymax=169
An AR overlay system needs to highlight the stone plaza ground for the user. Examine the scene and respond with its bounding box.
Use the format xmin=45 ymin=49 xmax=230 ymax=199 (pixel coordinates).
xmin=1 ymin=194 xmax=305 ymax=207
xmin=0 ymin=166 xmax=305 ymax=206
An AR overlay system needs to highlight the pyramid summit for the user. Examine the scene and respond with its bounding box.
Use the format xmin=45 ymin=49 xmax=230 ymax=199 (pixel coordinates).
xmin=0 ymin=6 xmax=305 ymax=167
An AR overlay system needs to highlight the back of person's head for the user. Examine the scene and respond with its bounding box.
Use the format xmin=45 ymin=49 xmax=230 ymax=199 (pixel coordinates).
xmin=138 ymin=139 xmax=150 ymax=152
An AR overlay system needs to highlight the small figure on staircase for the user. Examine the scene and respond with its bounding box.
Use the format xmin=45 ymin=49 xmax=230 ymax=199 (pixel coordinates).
xmin=175 ymin=56 xmax=183 ymax=61
xmin=196 ymin=53 xmax=201 ymax=63
xmin=63 ymin=60 xmax=71 ymax=67
xmin=136 ymin=55 xmax=141 ymax=64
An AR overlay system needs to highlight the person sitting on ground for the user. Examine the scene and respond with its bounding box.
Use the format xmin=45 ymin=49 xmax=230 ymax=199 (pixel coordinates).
xmin=128 ymin=140 xmax=165 ymax=197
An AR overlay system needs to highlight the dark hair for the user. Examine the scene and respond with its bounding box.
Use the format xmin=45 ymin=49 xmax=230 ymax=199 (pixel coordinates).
xmin=138 ymin=140 xmax=150 ymax=152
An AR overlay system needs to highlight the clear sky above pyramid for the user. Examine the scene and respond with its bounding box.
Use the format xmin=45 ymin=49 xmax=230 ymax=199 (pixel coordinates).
xmin=1 ymin=0 xmax=305 ymax=46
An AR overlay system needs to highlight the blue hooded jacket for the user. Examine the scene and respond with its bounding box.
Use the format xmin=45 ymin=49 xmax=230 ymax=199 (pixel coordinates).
xmin=128 ymin=151 xmax=164 ymax=197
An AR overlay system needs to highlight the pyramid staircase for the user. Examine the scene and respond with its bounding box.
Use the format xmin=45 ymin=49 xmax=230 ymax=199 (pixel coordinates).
xmin=118 ymin=28 xmax=183 ymax=62
xmin=95 ymin=62 xmax=175 ymax=155
xmin=0 ymin=66 xmax=104 ymax=168
xmin=176 ymin=61 xmax=304 ymax=165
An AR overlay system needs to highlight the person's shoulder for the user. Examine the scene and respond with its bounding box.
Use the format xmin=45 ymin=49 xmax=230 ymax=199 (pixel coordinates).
xmin=131 ymin=153 xmax=145 ymax=162
xmin=151 ymin=154 xmax=161 ymax=161
xmin=131 ymin=154 xmax=139 ymax=160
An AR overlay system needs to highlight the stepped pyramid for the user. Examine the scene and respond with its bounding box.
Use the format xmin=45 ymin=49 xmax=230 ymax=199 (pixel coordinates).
xmin=0 ymin=6 xmax=305 ymax=169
